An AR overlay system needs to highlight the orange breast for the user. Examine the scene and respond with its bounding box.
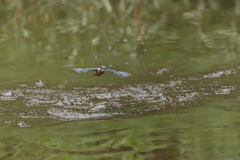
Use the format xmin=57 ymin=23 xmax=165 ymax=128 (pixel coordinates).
xmin=95 ymin=70 xmax=105 ymax=76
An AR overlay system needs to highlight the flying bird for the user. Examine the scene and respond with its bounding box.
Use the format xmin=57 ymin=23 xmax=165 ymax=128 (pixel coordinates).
xmin=72 ymin=66 xmax=131 ymax=77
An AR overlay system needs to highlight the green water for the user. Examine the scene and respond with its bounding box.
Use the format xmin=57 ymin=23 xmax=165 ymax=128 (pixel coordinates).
xmin=1 ymin=104 xmax=240 ymax=160
xmin=1 ymin=0 xmax=240 ymax=159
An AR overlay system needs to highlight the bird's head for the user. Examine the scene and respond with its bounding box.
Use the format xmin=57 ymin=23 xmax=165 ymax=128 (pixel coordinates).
xmin=100 ymin=65 xmax=106 ymax=69
xmin=99 ymin=65 xmax=106 ymax=71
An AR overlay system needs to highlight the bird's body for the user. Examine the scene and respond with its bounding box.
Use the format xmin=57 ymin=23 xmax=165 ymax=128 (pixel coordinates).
xmin=94 ymin=66 xmax=106 ymax=76
xmin=72 ymin=65 xmax=131 ymax=77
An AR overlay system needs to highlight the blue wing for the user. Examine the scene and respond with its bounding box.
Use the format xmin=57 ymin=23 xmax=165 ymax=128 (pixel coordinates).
xmin=106 ymin=69 xmax=131 ymax=77
xmin=72 ymin=68 xmax=98 ymax=74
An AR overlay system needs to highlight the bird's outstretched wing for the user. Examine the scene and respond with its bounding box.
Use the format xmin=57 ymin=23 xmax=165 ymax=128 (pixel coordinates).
xmin=72 ymin=68 xmax=98 ymax=74
xmin=106 ymin=69 xmax=131 ymax=77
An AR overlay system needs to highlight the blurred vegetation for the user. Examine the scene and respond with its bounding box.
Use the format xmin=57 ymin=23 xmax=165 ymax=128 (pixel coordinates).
xmin=0 ymin=0 xmax=240 ymax=66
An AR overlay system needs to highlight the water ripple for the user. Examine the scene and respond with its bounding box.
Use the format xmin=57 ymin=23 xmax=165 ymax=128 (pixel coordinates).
xmin=0 ymin=67 xmax=239 ymax=126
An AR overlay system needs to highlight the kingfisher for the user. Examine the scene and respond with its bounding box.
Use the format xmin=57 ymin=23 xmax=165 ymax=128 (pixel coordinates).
xmin=72 ymin=65 xmax=131 ymax=77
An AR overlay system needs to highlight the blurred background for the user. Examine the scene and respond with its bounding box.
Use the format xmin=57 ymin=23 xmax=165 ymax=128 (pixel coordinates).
xmin=1 ymin=0 xmax=240 ymax=86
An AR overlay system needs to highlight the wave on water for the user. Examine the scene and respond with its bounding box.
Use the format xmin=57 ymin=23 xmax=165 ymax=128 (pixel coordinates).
xmin=0 ymin=66 xmax=239 ymax=127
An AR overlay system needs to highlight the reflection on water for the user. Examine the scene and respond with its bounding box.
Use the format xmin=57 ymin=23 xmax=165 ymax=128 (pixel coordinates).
xmin=1 ymin=103 xmax=240 ymax=160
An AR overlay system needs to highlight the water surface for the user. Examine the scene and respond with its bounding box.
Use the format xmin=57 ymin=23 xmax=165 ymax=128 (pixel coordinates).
xmin=1 ymin=1 xmax=240 ymax=160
